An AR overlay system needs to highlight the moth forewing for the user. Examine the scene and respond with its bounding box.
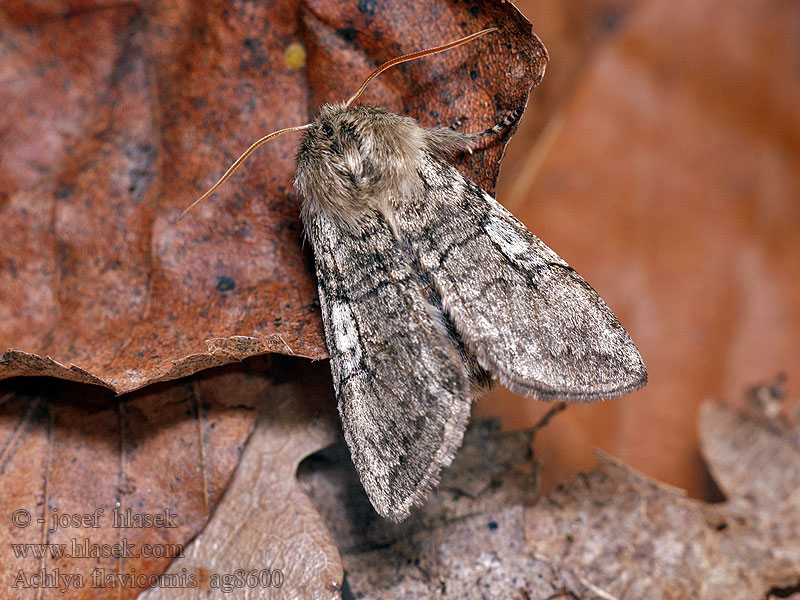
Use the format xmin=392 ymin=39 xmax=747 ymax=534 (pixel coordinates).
xmin=306 ymin=206 xmax=473 ymax=521
xmin=395 ymin=156 xmax=647 ymax=401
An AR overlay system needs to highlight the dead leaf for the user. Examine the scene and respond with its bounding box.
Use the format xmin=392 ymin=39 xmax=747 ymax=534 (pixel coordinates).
xmin=0 ymin=364 xmax=261 ymax=599
xmin=298 ymin=418 xmax=564 ymax=598
xmin=7 ymin=0 xmax=798 ymax=595
xmin=528 ymin=386 xmax=800 ymax=599
xmin=140 ymin=360 xmax=343 ymax=600
xmin=497 ymin=0 xmax=643 ymax=199
xmin=0 ymin=0 xmax=543 ymax=394
xmin=298 ymin=383 xmax=800 ymax=598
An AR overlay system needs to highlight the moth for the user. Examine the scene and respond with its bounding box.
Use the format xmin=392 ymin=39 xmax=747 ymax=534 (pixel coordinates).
xmin=183 ymin=29 xmax=647 ymax=521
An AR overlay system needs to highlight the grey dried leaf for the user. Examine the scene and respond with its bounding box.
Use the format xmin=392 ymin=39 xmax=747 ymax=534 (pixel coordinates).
xmin=299 ymin=417 xmax=602 ymax=598
xmin=528 ymin=385 xmax=800 ymax=600
xmin=297 ymin=384 xmax=800 ymax=599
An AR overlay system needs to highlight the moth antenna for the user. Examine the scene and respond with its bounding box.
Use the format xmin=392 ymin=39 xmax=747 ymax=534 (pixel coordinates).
xmin=180 ymin=123 xmax=311 ymax=219
xmin=344 ymin=27 xmax=498 ymax=108
xmin=182 ymin=28 xmax=497 ymax=219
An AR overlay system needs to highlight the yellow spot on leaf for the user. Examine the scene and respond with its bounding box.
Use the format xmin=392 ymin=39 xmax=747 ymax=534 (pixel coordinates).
xmin=284 ymin=43 xmax=306 ymax=70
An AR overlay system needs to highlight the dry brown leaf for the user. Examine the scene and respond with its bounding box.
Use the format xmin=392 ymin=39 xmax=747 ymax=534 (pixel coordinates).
xmin=5 ymin=0 xmax=798 ymax=595
xmin=496 ymin=0 xmax=643 ymax=195
xmin=140 ymin=360 xmax=343 ymax=600
xmin=297 ymin=382 xmax=800 ymax=598
xmin=0 ymin=365 xmax=261 ymax=599
xmin=0 ymin=0 xmax=542 ymax=394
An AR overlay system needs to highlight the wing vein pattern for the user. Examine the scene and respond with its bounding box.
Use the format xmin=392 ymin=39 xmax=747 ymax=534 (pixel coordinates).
xmin=307 ymin=208 xmax=472 ymax=520
xmin=394 ymin=154 xmax=646 ymax=401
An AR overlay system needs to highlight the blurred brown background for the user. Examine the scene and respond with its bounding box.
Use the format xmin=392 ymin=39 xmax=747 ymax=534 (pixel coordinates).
xmin=477 ymin=0 xmax=800 ymax=498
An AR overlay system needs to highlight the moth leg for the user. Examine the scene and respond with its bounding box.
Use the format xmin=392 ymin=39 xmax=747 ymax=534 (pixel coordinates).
xmin=468 ymin=106 xmax=525 ymax=150
xmin=433 ymin=107 xmax=524 ymax=157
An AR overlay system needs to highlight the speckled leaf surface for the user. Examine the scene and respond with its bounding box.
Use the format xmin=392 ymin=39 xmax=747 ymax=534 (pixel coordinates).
xmin=0 ymin=0 xmax=542 ymax=394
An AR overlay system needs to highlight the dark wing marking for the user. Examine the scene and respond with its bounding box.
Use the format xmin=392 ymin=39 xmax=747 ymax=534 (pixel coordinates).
xmin=307 ymin=208 xmax=472 ymax=520
xmin=394 ymin=155 xmax=647 ymax=401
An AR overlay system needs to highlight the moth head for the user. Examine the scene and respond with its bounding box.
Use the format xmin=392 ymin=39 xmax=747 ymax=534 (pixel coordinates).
xmin=294 ymin=103 xmax=430 ymax=229
xmin=180 ymin=27 xmax=498 ymax=221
